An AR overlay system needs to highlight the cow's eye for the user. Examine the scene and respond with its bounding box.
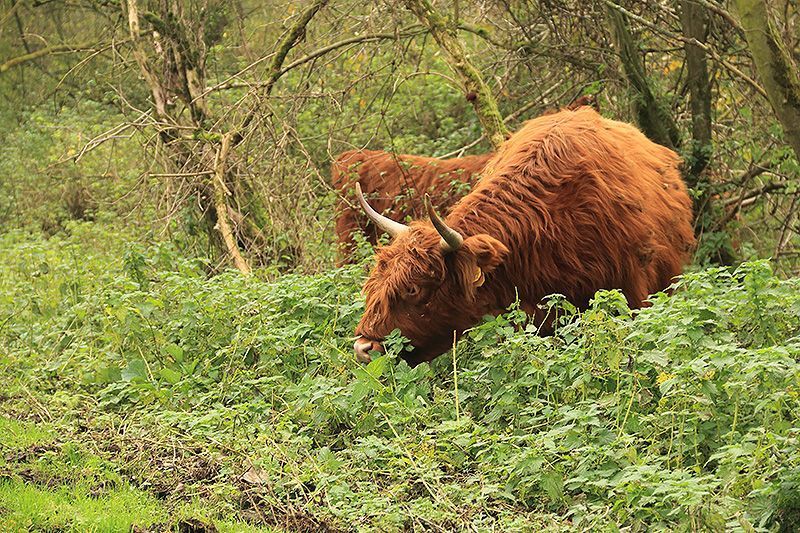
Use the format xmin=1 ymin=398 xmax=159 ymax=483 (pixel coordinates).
xmin=405 ymin=286 xmax=421 ymax=299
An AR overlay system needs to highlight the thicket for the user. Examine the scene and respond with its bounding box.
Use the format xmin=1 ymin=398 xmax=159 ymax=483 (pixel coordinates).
xmin=2 ymin=0 xmax=799 ymax=272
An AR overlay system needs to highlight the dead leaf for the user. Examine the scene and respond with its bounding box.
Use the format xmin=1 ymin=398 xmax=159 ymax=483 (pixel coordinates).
xmin=241 ymin=464 xmax=269 ymax=485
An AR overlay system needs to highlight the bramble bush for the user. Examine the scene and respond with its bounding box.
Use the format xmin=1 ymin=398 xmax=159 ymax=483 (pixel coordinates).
xmin=1 ymin=226 xmax=799 ymax=531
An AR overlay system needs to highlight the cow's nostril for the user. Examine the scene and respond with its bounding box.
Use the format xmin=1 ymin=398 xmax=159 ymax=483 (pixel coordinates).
xmin=354 ymin=338 xmax=384 ymax=363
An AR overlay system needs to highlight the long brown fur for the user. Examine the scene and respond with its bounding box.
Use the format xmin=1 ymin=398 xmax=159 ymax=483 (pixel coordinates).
xmin=355 ymin=106 xmax=695 ymax=365
xmin=332 ymin=151 xmax=491 ymax=264
xmin=332 ymin=95 xmax=601 ymax=265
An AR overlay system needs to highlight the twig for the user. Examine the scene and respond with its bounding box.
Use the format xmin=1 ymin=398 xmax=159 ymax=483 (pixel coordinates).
xmin=203 ymin=28 xmax=427 ymax=97
xmin=774 ymin=195 xmax=799 ymax=258
xmin=149 ymin=170 xmax=215 ymax=178
xmin=232 ymin=0 xmax=329 ymax=145
xmin=694 ymin=0 xmax=744 ymax=33
xmin=723 ymin=180 xmax=787 ymax=208
xmin=72 ymin=110 xmax=153 ymax=163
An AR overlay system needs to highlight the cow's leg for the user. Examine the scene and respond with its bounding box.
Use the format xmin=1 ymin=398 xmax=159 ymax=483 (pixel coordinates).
xmin=335 ymin=207 xmax=360 ymax=266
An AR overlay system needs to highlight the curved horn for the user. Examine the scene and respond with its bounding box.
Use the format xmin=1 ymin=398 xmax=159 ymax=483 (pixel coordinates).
xmin=425 ymin=193 xmax=463 ymax=252
xmin=355 ymin=182 xmax=409 ymax=238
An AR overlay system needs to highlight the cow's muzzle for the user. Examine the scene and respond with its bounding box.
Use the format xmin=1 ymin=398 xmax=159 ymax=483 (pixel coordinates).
xmin=353 ymin=337 xmax=384 ymax=363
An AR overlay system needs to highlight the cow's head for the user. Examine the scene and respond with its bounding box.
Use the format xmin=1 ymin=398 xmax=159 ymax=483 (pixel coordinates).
xmin=352 ymin=183 xmax=509 ymax=365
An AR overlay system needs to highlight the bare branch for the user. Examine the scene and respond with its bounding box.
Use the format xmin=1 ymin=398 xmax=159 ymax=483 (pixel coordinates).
xmin=212 ymin=134 xmax=251 ymax=274
xmin=263 ymin=0 xmax=329 ymax=97
xmin=403 ymin=0 xmax=509 ymax=149
xmin=233 ymin=0 xmax=329 ymax=144
xmin=123 ymin=0 xmax=168 ymax=119
xmin=603 ymin=0 xmax=767 ymax=98
xmin=0 ymin=42 xmax=96 ymax=73
xmin=204 ymin=26 xmax=426 ymax=96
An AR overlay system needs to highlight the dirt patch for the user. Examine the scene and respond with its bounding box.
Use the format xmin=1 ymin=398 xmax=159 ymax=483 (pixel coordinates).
xmin=3 ymin=442 xmax=60 ymax=464
xmin=6 ymin=465 xmax=61 ymax=489
xmin=239 ymin=488 xmax=343 ymax=533
xmin=78 ymin=426 xmax=223 ymax=501
xmin=2 ymin=442 xmax=64 ymax=488
xmin=132 ymin=518 xmax=218 ymax=533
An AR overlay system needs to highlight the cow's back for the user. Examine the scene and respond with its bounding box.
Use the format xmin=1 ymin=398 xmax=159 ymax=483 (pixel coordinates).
xmin=449 ymin=107 xmax=695 ymax=310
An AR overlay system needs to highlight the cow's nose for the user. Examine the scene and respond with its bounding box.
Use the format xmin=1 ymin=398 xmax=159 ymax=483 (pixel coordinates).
xmin=354 ymin=338 xmax=384 ymax=363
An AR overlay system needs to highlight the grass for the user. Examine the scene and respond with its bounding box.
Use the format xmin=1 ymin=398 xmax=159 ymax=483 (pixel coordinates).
xmin=0 ymin=413 xmax=276 ymax=532
xmin=0 ymin=418 xmax=53 ymax=452
xmin=0 ymin=481 xmax=165 ymax=532
xmin=0 ymin=479 xmax=277 ymax=532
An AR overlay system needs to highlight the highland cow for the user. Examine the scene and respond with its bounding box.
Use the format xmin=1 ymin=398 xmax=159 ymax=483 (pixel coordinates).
xmin=351 ymin=106 xmax=695 ymax=365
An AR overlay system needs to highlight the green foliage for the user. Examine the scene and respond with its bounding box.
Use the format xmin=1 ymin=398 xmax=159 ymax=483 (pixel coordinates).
xmin=0 ymin=102 xmax=150 ymax=234
xmin=2 ymin=226 xmax=799 ymax=530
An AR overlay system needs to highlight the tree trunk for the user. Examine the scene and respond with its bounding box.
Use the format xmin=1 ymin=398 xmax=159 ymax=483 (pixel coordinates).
xmin=607 ymin=7 xmax=680 ymax=150
xmin=402 ymin=0 xmax=509 ymax=150
xmin=211 ymin=134 xmax=251 ymax=274
xmin=734 ymin=0 xmax=800 ymax=161
xmin=679 ymin=0 xmax=713 ymax=183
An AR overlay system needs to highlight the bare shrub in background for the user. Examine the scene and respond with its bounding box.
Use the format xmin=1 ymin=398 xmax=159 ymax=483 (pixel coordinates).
xmin=2 ymin=0 xmax=798 ymax=274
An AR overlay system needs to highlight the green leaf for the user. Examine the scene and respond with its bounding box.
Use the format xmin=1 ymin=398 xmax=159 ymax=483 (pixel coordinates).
xmin=540 ymin=470 xmax=564 ymax=503
xmin=159 ymin=367 xmax=182 ymax=384
xmin=164 ymin=342 xmax=184 ymax=362
xmin=366 ymin=355 xmax=389 ymax=379
xmin=121 ymin=359 xmax=147 ymax=382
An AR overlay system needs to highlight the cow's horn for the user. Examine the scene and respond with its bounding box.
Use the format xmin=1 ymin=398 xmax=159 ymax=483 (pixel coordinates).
xmin=355 ymin=182 xmax=409 ymax=238
xmin=425 ymin=193 xmax=463 ymax=252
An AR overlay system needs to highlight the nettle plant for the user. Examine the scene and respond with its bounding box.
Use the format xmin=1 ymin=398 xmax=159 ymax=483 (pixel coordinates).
xmin=3 ymin=225 xmax=799 ymax=531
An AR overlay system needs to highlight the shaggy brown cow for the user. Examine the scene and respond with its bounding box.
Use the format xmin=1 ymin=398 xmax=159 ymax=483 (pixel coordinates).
xmin=352 ymin=106 xmax=694 ymax=365
xmin=332 ymin=151 xmax=492 ymax=264
xmin=332 ymin=95 xmax=601 ymax=264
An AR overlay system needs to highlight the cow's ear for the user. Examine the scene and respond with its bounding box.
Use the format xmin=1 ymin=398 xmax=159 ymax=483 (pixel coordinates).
xmin=463 ymin=234 xmax=508 ymax=274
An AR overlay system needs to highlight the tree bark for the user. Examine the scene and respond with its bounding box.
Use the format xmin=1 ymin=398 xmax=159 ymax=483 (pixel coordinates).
xmin=734 ymin=0 xmax=800 ymax=161
xmin=607 ymin=6 xmax=680 ymax=150
xmin=263 ymin=0 xmax=328 ymax=97
xmin=680 ymin=0 xmax=713 ymax=182
xmin=402 ymin=0 xmax=509 ymax=150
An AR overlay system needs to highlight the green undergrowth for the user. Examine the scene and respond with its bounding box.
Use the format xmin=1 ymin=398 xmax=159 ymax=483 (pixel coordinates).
xmin=1 ymin=224 xmax=800 ymax=531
